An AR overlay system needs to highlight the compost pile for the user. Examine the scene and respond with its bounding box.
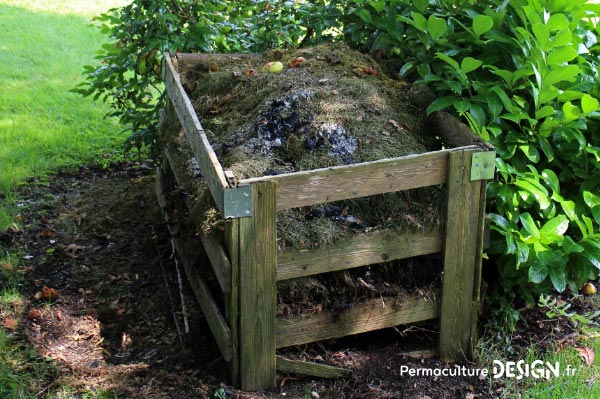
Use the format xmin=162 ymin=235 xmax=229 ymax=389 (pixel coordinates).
xmin=163 ymin=43 xmax=444 ymax=313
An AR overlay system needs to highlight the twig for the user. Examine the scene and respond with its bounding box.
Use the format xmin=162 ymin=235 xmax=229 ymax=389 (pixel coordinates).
xmin=159 ymin=245 xmax=185 ymax=350
xmin=171 ymin=239 xmax=189 ymax=334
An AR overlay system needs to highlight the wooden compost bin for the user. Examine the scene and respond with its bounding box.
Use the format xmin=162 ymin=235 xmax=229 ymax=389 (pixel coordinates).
xmin=157 ymin=52 xmax=495 ymax=390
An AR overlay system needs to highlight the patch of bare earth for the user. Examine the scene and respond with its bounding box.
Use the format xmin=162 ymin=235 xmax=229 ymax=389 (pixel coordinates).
xmin=4 ymin=163 xmax=509 ymax=398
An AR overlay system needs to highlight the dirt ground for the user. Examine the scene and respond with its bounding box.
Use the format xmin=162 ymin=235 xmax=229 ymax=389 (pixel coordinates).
xmin=1 ymin=163 xmax=587 ymax=398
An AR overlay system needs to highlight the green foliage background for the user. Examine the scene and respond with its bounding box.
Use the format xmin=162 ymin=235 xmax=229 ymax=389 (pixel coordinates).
xmin=76 ymin=0 xmax=600 ymax=328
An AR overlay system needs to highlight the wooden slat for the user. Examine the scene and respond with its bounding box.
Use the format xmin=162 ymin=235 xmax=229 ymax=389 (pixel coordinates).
xmin=199 ymin=234 xmax=231 ymax=293
xmin=163 ymin=53 xmax=228 ymax=214
xmin=239 ymin=182 xmax=277 ymax=390
xmin=155 ymin=168 xmax=233 ymax=362
xmin=162 ymin=141 xmax=232 ymax=294
xmin=175 ymin=52 xmax=261 ymax=71
xmin=439 ymin=149 xmax=483 ymax=361
xmin=277 ymin=228 xmax=442 ymax=281
xmin=239 ymin=148 xmax=463 ymax=210
xmin=276 ymin=295 xmax=439 ymax=348
xmin=224 ymin=219 xmax=240 ymax=385
xmin=276 ymin=356 xmax=351 ymax=378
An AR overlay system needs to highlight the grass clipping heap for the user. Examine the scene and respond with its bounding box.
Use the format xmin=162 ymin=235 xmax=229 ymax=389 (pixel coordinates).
xmin=166 ymin=43 xmax=443 ymax=251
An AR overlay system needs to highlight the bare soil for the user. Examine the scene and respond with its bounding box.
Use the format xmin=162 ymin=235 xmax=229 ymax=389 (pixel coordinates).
xmin=2 ymin=163 xmax=587 ymax=398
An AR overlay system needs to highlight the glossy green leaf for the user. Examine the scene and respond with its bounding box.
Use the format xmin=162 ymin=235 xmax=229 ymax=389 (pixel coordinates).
xmin=358 ymin=8 xmax=372 ymax=24
xmin=540 ymin=215 xmax=568 ymax=236
xmin=562 ymin=101 xmax=581 ymax=122
xmin=535 ymin=105 xmax=556 ymax=119
xmin=427 ymin=15 xmax=447 ymax=40
xmin=541 ymin=169 xmax=559 ymax=192
xmin=528 ymin=261 xmax=548 ymax=283
xmin=547 ymin=46 xmax=577 ymax=65
xmin=412 ymin=0 xmax=428 ymax=12
xmin=563 ymin=236 xmax=584 ymax=254
xmin=426 ymin=96 xmax=455 ymax=114
xmin=461 ymin=57 xmax=483 ymax=74
xmin=545 ymin=65 xmax=580 ymax=85
xmin=583 ymin=191 xmax=600 ymax=208
xmin=473 ymin=15 xmax=493 ymax=36
xmin=581 ymin=94 xmax=599 ymax=114
xmin=520 ymin=213 xmax=540 ymax=239
xmin=519 ymin=145 xmax=540 ymax=163
xmin=516 ymin=240 xmax=530 ymax=265
xmin=549 ymin=267 xmax=567 ymax=292
xmin=410 ymin=12 xmax=427 ymax=31
xmin=546 ymin=13 xmax=570 ymax=31
xmin=532 ymin=23 xmax=550 ymax=49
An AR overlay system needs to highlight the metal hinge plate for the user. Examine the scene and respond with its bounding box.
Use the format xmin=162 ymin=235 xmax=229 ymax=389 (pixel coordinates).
xmin=223 ymin=185 xmax=253 ymax=218
xmin=471 ymin=151 xmax=496 ymax=181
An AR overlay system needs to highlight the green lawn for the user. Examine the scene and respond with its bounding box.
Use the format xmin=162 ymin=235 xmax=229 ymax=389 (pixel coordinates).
xmin=0 ymin=0 xmax=128 ymax=231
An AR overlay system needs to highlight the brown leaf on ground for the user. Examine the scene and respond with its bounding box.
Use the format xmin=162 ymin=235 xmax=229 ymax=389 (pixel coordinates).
xmin=56 ymin=310 xmax=64 ymax=321
xmin=2 ymin=318 xmax=18 ymax=330
xmin=40 ymin=229 xmax=53 ymax=239
xmin=288 ymin=56 xmax=306 ymax=68
xmin=28 ymin=309 xmax=43 ymax=321
xmin=362 ymin=66 xmax=379 ymax=76
xmin=576 ymin=347 xmax=595 ymax=366
xmin=21 ymin=266 xmax=34 ymax=274
xmin=41 ymin=286 xmax=60 ymax=301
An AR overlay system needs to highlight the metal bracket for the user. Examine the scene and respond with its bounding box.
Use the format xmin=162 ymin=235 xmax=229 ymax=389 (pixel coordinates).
xmin=223 ymin=185 xmax=253 ymax=218
xmin=471 ymin=151 xmax=496 ymax=181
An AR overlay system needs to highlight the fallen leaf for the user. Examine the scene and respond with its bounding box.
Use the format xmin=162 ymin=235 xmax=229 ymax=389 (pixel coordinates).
xmin=2 ymin=318 xmax=17 ymax=330
xmin=65 ymin=244 xmax=84 ymax=258
xmin=232 ymin=71 xmax=242 ymax=77
xmin=389 ymin=119 xmax=404 ymax=132
xmin=245 ymin=68 xmax=258 ymax=76
xmin=362 ymin=66 xmax=379 ymax=76
xmin=34 ymin=292 xmax=43 ymax=300
xmin=40 ymin=229 xmax=53 ymax=239
xmin=41 ymin=286 xmax=59 ymax=301
xmin=56 ymin=310 xmax=64 ymax=321
xmin=28 ymin=309 xmax=43 ymax=321
xmin=209 ymin=62 xmax=219 ymax=72
xmin=288 ymin=56 xmax=306 ymax=68
xmin=21 ymin=266 xmax=34 ymax=274
xmin=34 ymin=279 xmax=44 ymax=287
xmin=576 ymin=347 xmax=595 ymax=366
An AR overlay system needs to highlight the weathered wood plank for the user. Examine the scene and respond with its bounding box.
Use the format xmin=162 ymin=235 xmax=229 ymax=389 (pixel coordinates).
xmin=276 ymin=356 xmax=351 ymax=378
xmin=470 ymin=178 xmax=490 ymax=354
xmin=239 ymin=148 xmax=465 ymax=210
xmin=175 ymin=52 xmax=261 ymax=71
xmin=439 ymin=149 xmax=483 ymax=361
xmin=154 ymin=167 xmax=233 ymax=362
xmin=224 ymin=219 xmax=240 ymax=385
xmin=163 ymin=53 xmax=228 ymax=214
xmin=239 ymin=182 xmax=277 ymax=390
xmin=162 ymin=140 xmax=232 ymax=294
xmin=199 ymin=233 xmax=231 ymax=294
xmin=277 ymin=228 xmax=442 ymax=281
xmin=276 ymin=295 xmax=439 ymax=348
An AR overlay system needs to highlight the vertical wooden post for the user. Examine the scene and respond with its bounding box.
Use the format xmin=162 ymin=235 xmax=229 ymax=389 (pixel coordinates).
xmin=238 ymin=182 xmax=277 ymax=390
xmin=439 ymin=149 xmax=484 ymax=361
xmin=224 ymin=219 xmax=240 ymax=386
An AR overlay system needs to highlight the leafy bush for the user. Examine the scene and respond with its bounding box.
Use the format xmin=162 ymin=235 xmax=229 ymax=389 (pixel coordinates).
xmin=347 ymin=0 xmax=600 ymax=313
xmin=78 ymin=0 xmax=600 ymax=328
